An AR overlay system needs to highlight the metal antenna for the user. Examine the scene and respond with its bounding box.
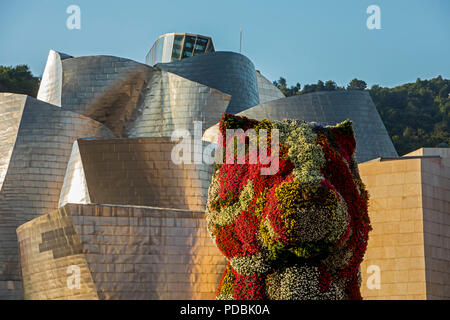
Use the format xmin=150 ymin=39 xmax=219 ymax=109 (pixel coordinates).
xmin=240 ymin=26 xmax=243 ymax=53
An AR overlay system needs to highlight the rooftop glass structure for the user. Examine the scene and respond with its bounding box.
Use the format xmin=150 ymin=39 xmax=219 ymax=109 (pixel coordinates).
xmin=146 ymin=33 xmax=214 ymax=65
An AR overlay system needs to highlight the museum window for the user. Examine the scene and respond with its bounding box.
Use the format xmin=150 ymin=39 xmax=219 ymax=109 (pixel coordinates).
xmin=172 ymin=34 xmax=184 ymax=61
xmin=194 ymin=37 xmax=208 ymax=54
xmin=182 ymin=35 xmax=197 ymax=59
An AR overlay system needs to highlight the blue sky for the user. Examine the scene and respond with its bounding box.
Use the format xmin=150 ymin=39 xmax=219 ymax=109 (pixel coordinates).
xmin=0 ymin=0 xmax=449 ymax=88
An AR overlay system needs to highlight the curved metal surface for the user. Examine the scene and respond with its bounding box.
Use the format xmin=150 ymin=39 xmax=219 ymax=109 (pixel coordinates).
xmin=60 ymin=56 xmax=152 ymax=137
xmin=0 ymin=93 xmax=114 ymax=299
xmin=157 ymin=51 xmax=260 ymax=114
xmin=36 ymin=50 xmax=72 ymax=107
xmin=57 ymin=55 xmax=230 ymax=138
xmin=203 ymin=90 xmax=398 ymax=163
xmin=125 ymin=70 xmax=231 ymax=138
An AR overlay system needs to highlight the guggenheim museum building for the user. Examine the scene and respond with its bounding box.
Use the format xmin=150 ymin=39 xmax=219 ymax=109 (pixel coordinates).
xmin=4 ymin=32 xmax=442 ymax=300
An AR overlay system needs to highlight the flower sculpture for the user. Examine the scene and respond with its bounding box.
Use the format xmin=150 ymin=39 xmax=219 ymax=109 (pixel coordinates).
xmin=206 ymin=113 xmax=371 ymax=300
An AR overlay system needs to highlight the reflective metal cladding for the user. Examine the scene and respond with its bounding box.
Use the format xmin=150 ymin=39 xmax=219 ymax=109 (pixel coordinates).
xmin=0 ymin=93 xmax=114 ymax=299
xmin=157 ymin=51 xmax=260 ymax=114
xmin=0 ymin=31 xmax=402 ymax=300
xmin=59 ymin=138 xmax=215 ymax=211
xmin=203 ymin=90 xmax=398 ymax=163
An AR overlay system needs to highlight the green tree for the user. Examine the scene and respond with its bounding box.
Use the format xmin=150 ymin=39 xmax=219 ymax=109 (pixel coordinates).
xmin=273 ymin=77 xmax=301 ymax=97
xmin=347 ymin=78 xmax=367 ymax=90
xmin=324 ymin=80 xmax=338 ymax=91
xmin=0 ymin=65 xmax=40 ymax=97
xmin=369 ymin=75 xmax=449 ymax=155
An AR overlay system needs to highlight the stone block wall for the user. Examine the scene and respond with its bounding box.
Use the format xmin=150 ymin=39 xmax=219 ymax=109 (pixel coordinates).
xmin=419 ymin=151 xmax=450 ymax=299
xmin=359 ymin=149 xmax=450 ymax=299
xmin=359 ymin=158 xmax=426 ymax=299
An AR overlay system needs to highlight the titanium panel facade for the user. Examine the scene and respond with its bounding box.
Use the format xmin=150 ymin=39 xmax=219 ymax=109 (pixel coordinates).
xmin=58 ymin=141 xmax=91 ymax=207
xmin=59 ymin=138 xmax=215 ymax=211
xmin=0 ymin=93 xmax=114 ymax=299
xmin=203 ymin=90 xmax=398 ymax=163
xmin=37 ymin=50 xmax=73 ymax=107
xmin=17 ymin=203 xmax=227 ymax=300
xmin=0 ymin=94 xmax=24 ymax=192
xmin=157 ymin=51 xmax=260 ymax=114
xmin=52 ymin=55 xmax=230 ymax=138
xmin=4 ymin=32 xmax=435 ymax=300
xmin=60 ymin=56 xmax=152 ymax=137
xmin=256 ymin=70 xmax=285 ymax=103
xmin=125 ymin=70 xmax=231 ymax=138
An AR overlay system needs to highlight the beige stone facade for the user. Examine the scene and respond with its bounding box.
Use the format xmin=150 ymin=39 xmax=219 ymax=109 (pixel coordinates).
xmin=359 ymin=148 xmax=450 ymax=300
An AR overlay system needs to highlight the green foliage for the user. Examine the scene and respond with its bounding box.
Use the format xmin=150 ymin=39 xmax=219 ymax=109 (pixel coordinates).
xmin=272 ymin=77 xmax=301 ymax=97
xmin=273 ymin=78 xmax=346 ymax=96
xmin=303 ymin=80 xmax=345 ymax=94
xmin=0 ymin=65 xmax=40 ymax=97
xmin=369 ymin=76 xmax=450 ymax=155
xmin=347 ymin=78 xmax=367 ymax=90
xmin=273 ymin=76 xmax=450 ymax=155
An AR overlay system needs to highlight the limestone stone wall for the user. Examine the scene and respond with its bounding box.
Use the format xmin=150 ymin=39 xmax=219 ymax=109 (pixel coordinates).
xmin=17 ymin=203 xmax=227 ymax=300
xmin=420 ymin=151 xmax=450 ymax=299
xmin=359 ymin=148 xmax=450 ymax=300
xmin=359 ymin=157 xmax=426 ymax=299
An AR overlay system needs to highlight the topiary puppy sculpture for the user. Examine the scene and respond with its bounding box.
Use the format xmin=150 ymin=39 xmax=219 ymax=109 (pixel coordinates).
xmin=206 ymin=113 xmax=371 ymax=300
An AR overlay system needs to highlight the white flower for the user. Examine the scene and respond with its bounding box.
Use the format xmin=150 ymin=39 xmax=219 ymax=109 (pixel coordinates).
xmin=230 ymin=253 xmax=270 ymax=275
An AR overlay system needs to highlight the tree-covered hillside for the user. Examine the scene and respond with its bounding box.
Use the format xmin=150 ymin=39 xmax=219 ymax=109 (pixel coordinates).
xmin=273 ymin=76 xmax=450 ymax=155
